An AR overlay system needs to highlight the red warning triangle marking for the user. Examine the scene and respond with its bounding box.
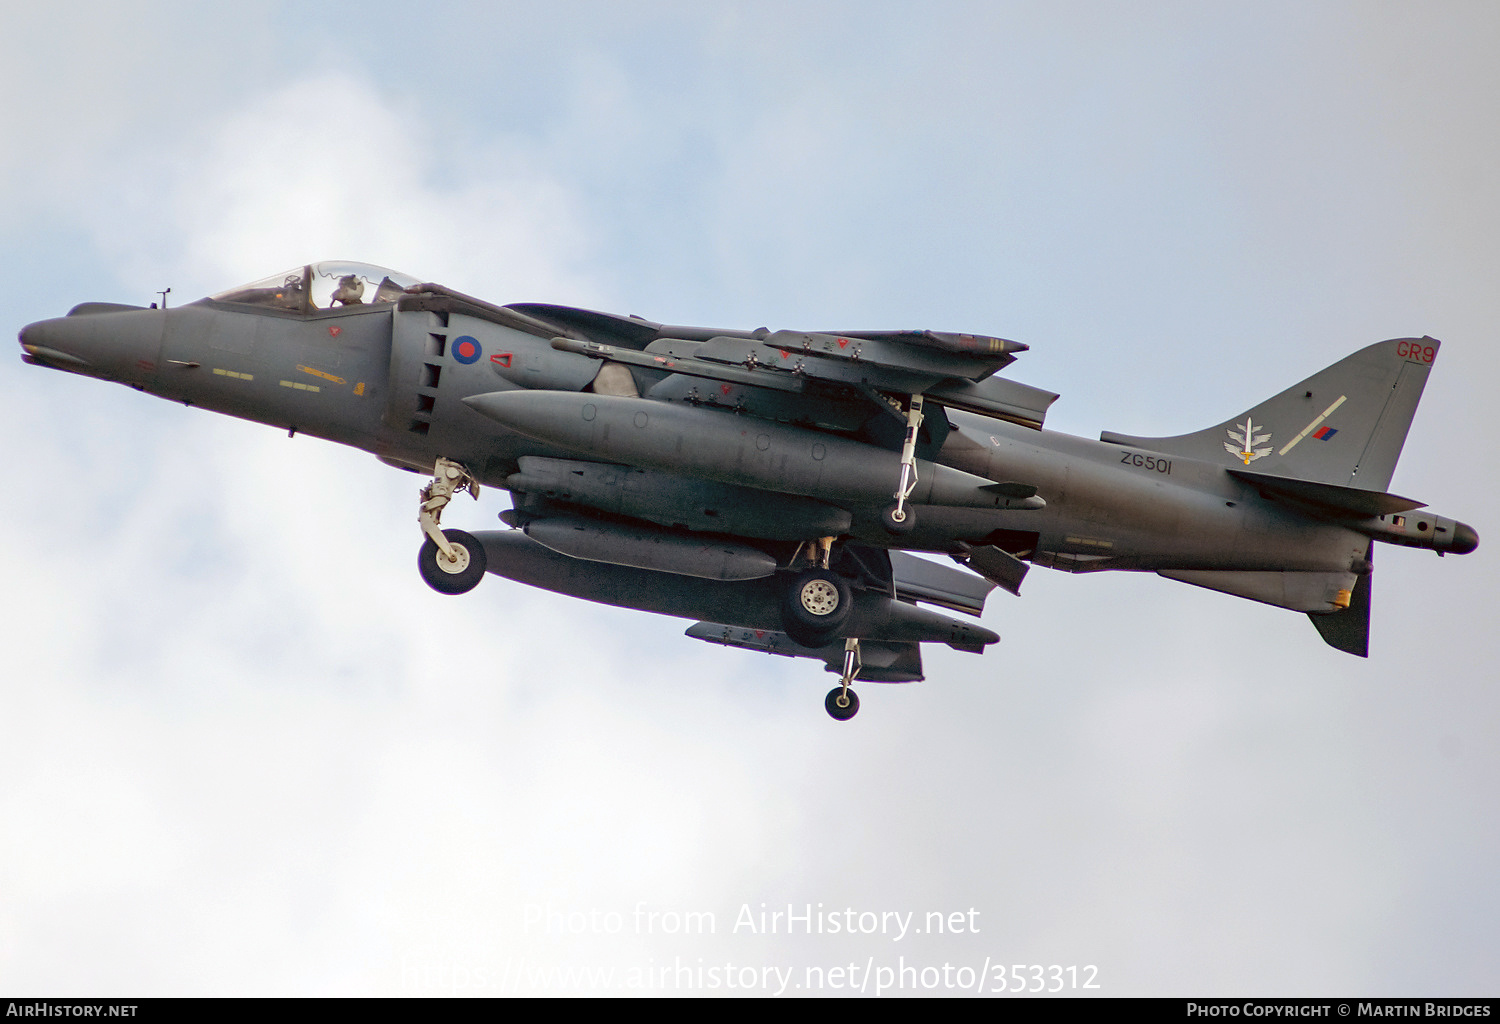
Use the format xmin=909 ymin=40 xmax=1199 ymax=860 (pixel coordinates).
xmin=837 ymin=337 xmax=848 ymax=348
xmin=720 ymin=384 xmax=732 ymax=395
xmin=491 ymin=353 xmax=512 ymax=367
xmin=328 ymin=325 xmax=342 ymax=338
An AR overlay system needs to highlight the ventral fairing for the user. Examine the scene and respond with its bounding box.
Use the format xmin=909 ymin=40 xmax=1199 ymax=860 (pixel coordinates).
xmin=19 ymin=261 xmax=1478 ymax=719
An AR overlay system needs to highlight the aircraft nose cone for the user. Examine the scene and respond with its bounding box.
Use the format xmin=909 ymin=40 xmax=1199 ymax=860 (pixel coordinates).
xmin=1451 ymin=521 xmax=1479 ymax=555
xmin=18 ymin=318 xmax=93 ymax=370
xmin=17 ymin=305 xmax=163 ymax=380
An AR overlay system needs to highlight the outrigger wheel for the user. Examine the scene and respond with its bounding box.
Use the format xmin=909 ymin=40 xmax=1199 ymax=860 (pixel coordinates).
xmin=825 ymin=686 xmax=860 ymax=721
xmin=881 ymin=502 xmax=916 ymax=535
xmin=780 ymin=568 xmax=852 ymax=648
xmin=824 ymin=637 xmax=863 ymax=721
xmin=881 ymin=392 xmax=924 ymax=536
xmin=418 ymin=528 xmax=487 ymax=595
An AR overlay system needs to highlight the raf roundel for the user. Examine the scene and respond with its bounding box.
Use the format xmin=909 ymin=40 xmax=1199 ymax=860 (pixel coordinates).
xmin=452 ymin=335 xmax=482 ymax=364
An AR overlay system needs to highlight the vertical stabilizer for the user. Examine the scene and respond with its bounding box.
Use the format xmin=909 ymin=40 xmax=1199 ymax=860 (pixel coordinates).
xmin=1102 ymin=337 xmax=1439 ymax=490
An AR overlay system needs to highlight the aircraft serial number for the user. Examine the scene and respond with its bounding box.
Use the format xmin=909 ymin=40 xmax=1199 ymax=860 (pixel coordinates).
xmin=1121 ymin=451 xmax=1172 ymax=474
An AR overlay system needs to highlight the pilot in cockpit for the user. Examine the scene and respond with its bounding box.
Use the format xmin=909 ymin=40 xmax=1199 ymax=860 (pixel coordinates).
xmin=330 ymin=274 xmax=365 ymax=306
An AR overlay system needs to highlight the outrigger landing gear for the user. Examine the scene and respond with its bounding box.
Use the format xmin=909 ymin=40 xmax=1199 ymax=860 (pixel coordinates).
xmin=416 ymin=457 xmax=486 ymax=595
xmin=824 ymin=638 xmax=862 ymax=721
xmin=882 ymin=393 xmax=924 ymax=535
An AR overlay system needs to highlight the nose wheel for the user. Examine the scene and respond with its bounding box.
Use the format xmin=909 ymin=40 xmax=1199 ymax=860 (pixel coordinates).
xmin=418 ymin=528 xmax=487 ymax=594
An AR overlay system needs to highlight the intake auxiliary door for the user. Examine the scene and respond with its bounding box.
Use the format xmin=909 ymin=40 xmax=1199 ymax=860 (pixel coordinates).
xmin=385 ymin=306 xmax=451 ymax=437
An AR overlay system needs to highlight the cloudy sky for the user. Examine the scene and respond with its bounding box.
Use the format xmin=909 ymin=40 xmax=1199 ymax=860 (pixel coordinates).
xmin=2 ymin=1 xmax=1496 ymax=997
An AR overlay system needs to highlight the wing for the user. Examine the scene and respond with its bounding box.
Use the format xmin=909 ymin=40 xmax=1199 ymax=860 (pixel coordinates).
xmin=508 ymin=301 xmax=1059 ymax=431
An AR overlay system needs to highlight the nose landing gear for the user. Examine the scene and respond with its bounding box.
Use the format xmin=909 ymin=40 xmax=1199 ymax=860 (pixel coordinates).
xmin=417 ymin=457 xmax=486 ymax=595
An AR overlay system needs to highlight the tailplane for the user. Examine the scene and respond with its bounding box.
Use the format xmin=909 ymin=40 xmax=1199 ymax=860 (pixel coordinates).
xmin=1102 ymin=337 xmax=1439 ymax=490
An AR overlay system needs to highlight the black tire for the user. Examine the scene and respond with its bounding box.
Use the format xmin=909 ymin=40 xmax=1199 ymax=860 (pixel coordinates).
xmin=783 ymin=621 xmax=838 ymax=650
xmin=780 ymin=568 xmax=853 ymax=638
xmin=825 ymin=687 xmax=860 ymax=721
xmin=881 ymin=502 xmax=916 ymax=535
xmin=418 ymin=528 xmax=487 ymax=595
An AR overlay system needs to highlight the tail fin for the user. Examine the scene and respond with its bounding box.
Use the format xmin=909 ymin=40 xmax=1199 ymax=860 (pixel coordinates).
xmin=1102 ymin=337 xmax=1439 ymax=490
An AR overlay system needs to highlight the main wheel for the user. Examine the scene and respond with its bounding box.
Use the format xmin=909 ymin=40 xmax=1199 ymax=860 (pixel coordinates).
xmin=781 ymin=568 xmax=852 ymax=640
xmin=881 ymin=502 xmax=916 ymax=535
xmin=783 ymin=621 xmax=838 ymax=650
xmin=825 ymin=687 xmax=860 ymax=721
xmin=418 ymin=528 xmax=487 ymax=595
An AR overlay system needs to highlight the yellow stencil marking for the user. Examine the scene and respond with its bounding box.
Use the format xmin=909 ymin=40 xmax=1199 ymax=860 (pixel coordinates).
xmin=279 ymin=380 xmax=321 ymax=392
xmin=1279 ymin=395 xmax=1347 ymax=456
xmin=212 ymin=368 xmax=254 ymax=381
xmin=297 ymin=364 xmax=346 ymax=385
xmin=353 ymin=382 xmax=365 ymax=396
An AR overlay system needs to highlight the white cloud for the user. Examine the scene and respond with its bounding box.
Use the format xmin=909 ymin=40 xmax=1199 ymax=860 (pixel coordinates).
xmin=4 ymin=7 xmax=1499 ymax=996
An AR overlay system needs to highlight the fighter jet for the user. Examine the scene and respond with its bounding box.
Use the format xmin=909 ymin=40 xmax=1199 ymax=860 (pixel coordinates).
xmin=18 ymin=260 xmax=1478 ymax=719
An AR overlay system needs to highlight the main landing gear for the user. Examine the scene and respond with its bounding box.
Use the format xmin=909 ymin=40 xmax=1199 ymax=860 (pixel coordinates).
xmin=780 ymin=536 xmax=853 ymax=647
xmin=416 ymin=457 xmax=486 ymax=595
xmin=781 ymin=568 xmax=853 ymax=648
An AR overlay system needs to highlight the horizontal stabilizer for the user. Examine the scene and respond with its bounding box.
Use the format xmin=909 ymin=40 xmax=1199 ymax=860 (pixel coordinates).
xmin=685 ymin=622 xmax=925 ymax=682
xmin=1228 ymin=469 xmax=1426 ymax=517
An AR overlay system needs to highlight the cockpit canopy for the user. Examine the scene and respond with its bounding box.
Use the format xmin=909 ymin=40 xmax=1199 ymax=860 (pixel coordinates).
xmin=210 ymin=261 xmax=421 ymax=314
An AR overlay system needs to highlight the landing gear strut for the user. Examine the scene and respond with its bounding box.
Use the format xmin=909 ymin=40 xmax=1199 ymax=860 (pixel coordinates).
xmin=824 ymin=637 xmax=861 ymax=721
xmin=417 ymin=457 xmax=486 ymax=595
xmin=882 ymin=393 xmax=924 ymax=535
